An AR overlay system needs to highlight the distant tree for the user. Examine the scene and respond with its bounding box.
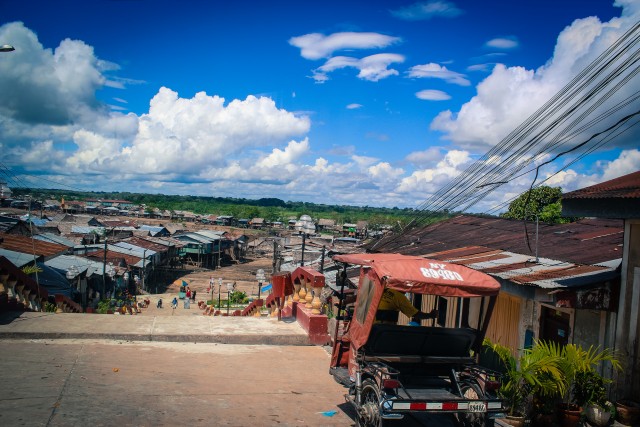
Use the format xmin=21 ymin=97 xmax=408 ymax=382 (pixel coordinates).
xmin=501 ymin=186 xmax=574 ymax=224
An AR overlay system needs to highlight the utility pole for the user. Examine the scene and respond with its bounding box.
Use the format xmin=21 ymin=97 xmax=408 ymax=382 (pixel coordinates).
xmin=217 ymin=238 xmax=221 ymax=269
xmin=320 ymin=245 xmax=326 ymax=273
xmin=300 ymin=233 xmax=306 ymax=266
xmin=102 ymin=237 xmax=107 ymax=298
xmin=272 ymin=240 xmax=278 ymax=273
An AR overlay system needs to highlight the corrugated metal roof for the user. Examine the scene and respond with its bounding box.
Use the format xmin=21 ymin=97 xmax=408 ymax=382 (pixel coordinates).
xmin=123 ymin=236 xmax=169 ymax=253
xmin=393 ymin=215 xmax=622 ymax=266
xmin=563 ymin=170 xmax=640 ymax=199
xmin=34 ymin=233 xmax=76 ymax=247
xmin=378 ymin=215 xmax=624 ymax=290
xmin=109 ymin=242 xmax=156 ymax=258
xmin=0 ymin=234 xmax=69 ymax=259
xmin=71 ymin=226 xmax=104 ymax=234
xmin=44 ymin=254 xmax=106 ymax=278
xmin=193 ymin=230 xmax=225 ymax=239
xmin=0 ymin=248 xmax=36 ymax=267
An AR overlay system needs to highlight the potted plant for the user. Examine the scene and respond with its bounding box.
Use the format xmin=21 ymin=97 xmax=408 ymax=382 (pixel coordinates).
xmin=484 ymin=339 xmax=564 ymax=426
xmin=535 ymin=341 xmax=621 ymax=427
xmin=574 ymin=370 xmax=615 ymax=426
xmin=616 ymin=399 xmax=640 ymax=426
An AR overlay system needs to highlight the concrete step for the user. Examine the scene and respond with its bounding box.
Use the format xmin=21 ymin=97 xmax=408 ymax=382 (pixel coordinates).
xmin=0 ymin=311 xmax=311 ymax=345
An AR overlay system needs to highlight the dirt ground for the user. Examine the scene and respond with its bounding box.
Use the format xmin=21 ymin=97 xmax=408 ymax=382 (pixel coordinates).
xmin=141 ymin=255 xmax=274 ymax=316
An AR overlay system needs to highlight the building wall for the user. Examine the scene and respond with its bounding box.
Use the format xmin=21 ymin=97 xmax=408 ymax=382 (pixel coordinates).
xmin=616 ymin=220 xmax=640 ymax=399
xmin=573 ymin=309 xmax=604 ymax=350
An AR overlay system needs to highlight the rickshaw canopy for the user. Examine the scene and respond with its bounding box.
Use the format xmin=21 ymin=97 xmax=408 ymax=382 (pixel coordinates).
xmin=333 ymin=253 xmax=500 ymax=297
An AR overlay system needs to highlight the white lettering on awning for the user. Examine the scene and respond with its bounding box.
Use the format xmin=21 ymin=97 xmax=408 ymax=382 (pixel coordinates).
xmin=420 ymin=266 xmax=463 ymax=281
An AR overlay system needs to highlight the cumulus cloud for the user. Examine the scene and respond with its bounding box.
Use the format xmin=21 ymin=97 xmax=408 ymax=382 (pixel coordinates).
xmin=485 ymin=36 xmax=519 ymax=49
xmin=390 ymin=1 xmax=463 ymax=21
xmin=407 ymin=63 xmax=470 ymax=86
xmin=0 ymin=22 xmax=108 ymax=125
xmin=289 ymin=32 xmax=401 ymax=60
xmin=416 ymin=89 xmax=451 ymax=100
xmin=405 ymin=147 xmax=445 ymax=167
xmin=431 ymin=5 xmax=640 ymax=151
xmin=397 ymin=149 xmax=472 ymax=193
xmin=313 ymin=53 xmax=405 ymax=82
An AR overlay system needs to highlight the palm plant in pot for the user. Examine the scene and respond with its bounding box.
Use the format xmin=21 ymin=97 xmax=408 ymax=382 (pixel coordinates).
xmin=484 ymin=339 xmax=564 ymax=426
xmin=535 ymin=341 xmax=621 ymax=427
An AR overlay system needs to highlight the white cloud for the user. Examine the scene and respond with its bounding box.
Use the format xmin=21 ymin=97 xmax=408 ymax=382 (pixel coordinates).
xmin=431 ymin=6 xmax=640 ymax=151
xmin=397 ymin=149 xmax=472 ymax=193
xmin=256 ymin=138 xmax=310 ymax=168
xmin=289 ymin=32 xmax=401 ymax=60
xmin=485 ymin=36 xmax=519 ymax=49
xmin=601 ymin=149 xmax=640 ymax=180
xmin=416 ymin=89 xmax=451 ymax=100
xmin=405 ymin=147 xmax=443 ymax=167
xmin=347 ymin=103 xmax=363 ymax=109
xmin=407 ymin=63 xmax=470 ymax=86
xmin=0 ymin=22 xmax=107 ymax=125
xmin=467 ymin=63 xmax=492 ymax=72
xmin=390 ymin=1 xmax=463 ymax=21
xmin=314 ymin=53 xmax=405 ymax=82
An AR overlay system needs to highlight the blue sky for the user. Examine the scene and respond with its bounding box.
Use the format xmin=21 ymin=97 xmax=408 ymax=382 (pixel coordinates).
xmin=0 ymin=0 xmax=638 ymax=210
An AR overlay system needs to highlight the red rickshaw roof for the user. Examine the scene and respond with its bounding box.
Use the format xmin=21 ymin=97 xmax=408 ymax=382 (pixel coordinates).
xmin=332 ymin=253 xmax=500 ymax=297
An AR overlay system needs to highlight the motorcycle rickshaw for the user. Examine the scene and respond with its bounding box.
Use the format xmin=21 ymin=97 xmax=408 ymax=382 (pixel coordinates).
xmin=329 ymin=253 xmax=504 ymax=426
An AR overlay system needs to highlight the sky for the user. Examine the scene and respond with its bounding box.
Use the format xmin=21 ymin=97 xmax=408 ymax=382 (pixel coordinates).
xmin=0 ymin=0 xmax=639 ymax=211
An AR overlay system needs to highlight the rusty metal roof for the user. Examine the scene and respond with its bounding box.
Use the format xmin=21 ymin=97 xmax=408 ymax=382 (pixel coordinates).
xmin=563 ymin=170 xmax=640 ymax=199
xmin=395 ymin=215 xmax=622 ymax=266
xmin=122 ymin=236 xmax=169 ymax=254
xmin=381 ymin=215 xmax=623 ymax=289
xmin=0 ymin=234 xmax=69 ymax=259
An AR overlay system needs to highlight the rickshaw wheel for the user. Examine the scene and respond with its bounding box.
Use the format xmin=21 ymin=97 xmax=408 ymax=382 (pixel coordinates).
xmin=356 ymin=379 xmax=387 ymax=427
xmin=455 ymin=381 xmax=494 ymax=427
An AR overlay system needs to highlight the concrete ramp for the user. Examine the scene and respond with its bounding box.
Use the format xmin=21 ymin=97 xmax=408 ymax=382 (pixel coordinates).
xmin=0 ymin=312 xmax=312 ymax=345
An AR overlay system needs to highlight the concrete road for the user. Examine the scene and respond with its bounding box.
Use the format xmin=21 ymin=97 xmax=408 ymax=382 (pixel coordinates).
xmin=0 ymin=338 xmax=356 ymax=427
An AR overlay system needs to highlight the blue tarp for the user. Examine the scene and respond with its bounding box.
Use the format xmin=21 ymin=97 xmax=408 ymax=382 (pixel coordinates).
xmin=261 ymin=283 xmax=272 ymax=292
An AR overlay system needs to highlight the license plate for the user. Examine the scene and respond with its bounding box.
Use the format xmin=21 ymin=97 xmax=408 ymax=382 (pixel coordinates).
xmin=468 ymin=402 xmax=486 ymax=412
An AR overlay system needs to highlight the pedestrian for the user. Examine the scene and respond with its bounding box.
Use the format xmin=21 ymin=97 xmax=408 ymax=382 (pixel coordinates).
xmin=171 ymin=297 xmax=178 ymax=309
xmin=192 ymin=290 xmax=197 ymax=301
xmin=186 ymin=289 xmax=192 ymax=300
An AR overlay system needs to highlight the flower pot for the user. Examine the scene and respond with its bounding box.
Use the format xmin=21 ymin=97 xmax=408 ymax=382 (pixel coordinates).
xmin=504 ymin=415 xmax=526 ymax=427
xmin=585 ymin=404 xmax=612 ymax=426
xmin=558 ymin=404 xmax=582 ymax=427
xmin=616 ymin=399 xmax=640 ymax=426
xmin=533 ymin=413 xmax=555 ymax=427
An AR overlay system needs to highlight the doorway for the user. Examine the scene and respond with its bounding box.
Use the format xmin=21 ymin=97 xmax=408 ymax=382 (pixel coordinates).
xmin=540 ymin=305 xmax=571 ymax=345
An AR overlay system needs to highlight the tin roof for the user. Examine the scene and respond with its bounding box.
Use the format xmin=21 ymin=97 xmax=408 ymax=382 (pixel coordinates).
xmin=0 ymin=234 xmax=69 ymax=259
xmin=379 ymin=215 xmax=623 ymax=289
xmin=563 ymin=170 xmax=640 ymax=199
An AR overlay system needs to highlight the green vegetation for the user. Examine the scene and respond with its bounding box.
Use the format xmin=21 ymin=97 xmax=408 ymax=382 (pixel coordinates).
xmin=13 ymin=188 xmax=418 ymax=228
xmin=500 ymin=185 xmax=577 ymax=224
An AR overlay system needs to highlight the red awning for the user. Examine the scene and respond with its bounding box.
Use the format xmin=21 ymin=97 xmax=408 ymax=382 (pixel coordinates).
xmin=333 ymin=253 xmax=500 ymax=297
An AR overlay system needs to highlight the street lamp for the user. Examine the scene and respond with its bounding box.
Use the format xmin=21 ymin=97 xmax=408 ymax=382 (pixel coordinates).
xmin=217 ymin=278 xmax=222 ymax=310
xmin=123 ymin=272 xmax=130 ymax=294
xmin=256 ymin=268 xmax=265 ymax=300
xmin=226 ymin=282 xmax=235 ymax=316
xmin=65 ymin=265 xmax=82 ymax=310
xmin=107 ymin=262 xmax=116 ymax=297
xmin=0 ymin=45 xmax=15 ymax=52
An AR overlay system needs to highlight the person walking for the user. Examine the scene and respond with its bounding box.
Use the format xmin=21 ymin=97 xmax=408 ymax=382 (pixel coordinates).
xmin=192 ymin=290 xmax=197 ymax=302
xmin=171 ymin=297 xmax=178 ymax=309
